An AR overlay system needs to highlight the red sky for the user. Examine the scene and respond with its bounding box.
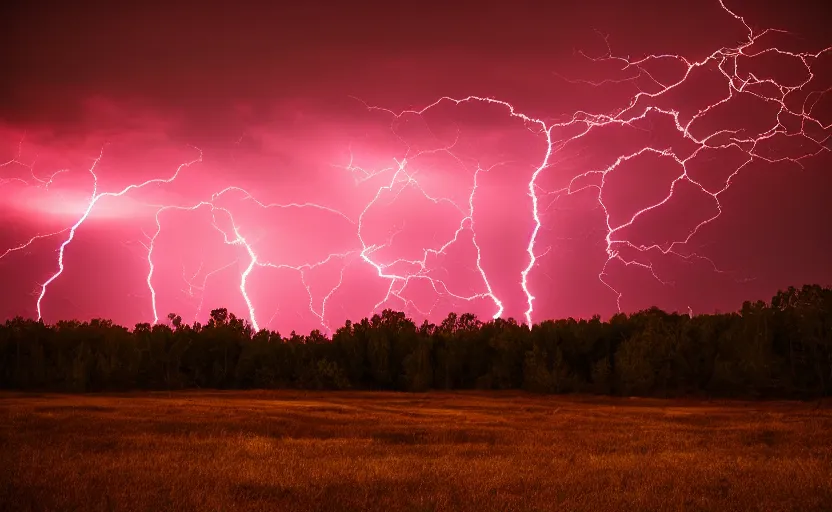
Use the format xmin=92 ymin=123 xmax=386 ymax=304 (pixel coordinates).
xmin=1 ymin=0 xmax=830 ymax=335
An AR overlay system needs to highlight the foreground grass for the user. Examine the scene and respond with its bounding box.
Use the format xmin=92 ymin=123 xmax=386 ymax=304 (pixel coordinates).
xmin=0 ymin=391 xmax=830 ymax=511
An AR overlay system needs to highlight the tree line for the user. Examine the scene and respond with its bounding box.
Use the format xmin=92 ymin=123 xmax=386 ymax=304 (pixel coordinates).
xmin=1 ymin=284 xmax=830 ymax=398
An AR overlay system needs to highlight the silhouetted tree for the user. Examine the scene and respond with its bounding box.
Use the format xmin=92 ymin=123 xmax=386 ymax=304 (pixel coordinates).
xmin=2 ymin=284 xmax=831 ymax=399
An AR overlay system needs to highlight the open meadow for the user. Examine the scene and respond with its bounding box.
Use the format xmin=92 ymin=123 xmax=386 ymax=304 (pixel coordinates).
xmin=1 ymin=391 xmax=831 ymax=511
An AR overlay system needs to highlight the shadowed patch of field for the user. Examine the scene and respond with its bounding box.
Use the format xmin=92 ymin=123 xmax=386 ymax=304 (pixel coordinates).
xmin=1 ymin=391 xmax=831 ymax=511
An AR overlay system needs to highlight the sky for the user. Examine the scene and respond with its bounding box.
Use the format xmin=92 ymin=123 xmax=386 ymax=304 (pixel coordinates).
xmin=0 ymin=0 xmax=830 ymax=335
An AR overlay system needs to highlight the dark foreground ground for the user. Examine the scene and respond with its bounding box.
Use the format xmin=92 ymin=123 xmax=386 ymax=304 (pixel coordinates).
xmin=0 ymin=391 xmax=830 ymax=511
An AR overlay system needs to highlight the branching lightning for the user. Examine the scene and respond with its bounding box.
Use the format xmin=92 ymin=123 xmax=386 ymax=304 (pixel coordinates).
xmin=1 ymin=1 xmax=830 ymax=332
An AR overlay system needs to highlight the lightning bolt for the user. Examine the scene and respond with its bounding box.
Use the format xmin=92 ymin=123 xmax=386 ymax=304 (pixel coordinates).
xmin=350 ymin=0 xmax=830 ymax=324
xmin=35 ymin=147 xmax=204 ymax=321
xmin=1 ymin=0 xmax=830 ymax=331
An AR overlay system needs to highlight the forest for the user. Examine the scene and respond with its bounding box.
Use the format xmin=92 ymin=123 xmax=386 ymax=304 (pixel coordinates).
xmin=1 ymin=284 xmax=830 ymax=398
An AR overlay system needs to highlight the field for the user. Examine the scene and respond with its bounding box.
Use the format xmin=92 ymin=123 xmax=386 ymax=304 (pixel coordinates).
xmin=1 ymin=392 xmax=831 ymax=511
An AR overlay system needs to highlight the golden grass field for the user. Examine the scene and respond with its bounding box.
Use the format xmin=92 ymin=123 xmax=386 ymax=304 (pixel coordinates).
xmin=1 ymin=391 xmax=831 ymax=511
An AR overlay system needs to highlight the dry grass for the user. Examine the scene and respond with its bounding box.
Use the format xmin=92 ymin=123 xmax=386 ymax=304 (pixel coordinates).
xmin=1 ymin=391 xmax=831 ymax=511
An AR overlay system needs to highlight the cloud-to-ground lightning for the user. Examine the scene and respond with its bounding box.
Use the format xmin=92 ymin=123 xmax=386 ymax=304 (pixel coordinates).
xmin=32 ymin=148 xmax=205 ymax=321
xmin=1 ymin=0 xmax=830 ymax=333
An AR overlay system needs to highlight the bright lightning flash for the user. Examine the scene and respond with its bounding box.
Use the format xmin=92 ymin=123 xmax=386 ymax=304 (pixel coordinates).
xmin=1 ymin=0 xmax=830 ymax=333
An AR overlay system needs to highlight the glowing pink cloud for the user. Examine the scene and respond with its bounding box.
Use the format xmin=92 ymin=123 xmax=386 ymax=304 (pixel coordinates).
xmin=0 ymin=1 xmax=830 ymax=335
